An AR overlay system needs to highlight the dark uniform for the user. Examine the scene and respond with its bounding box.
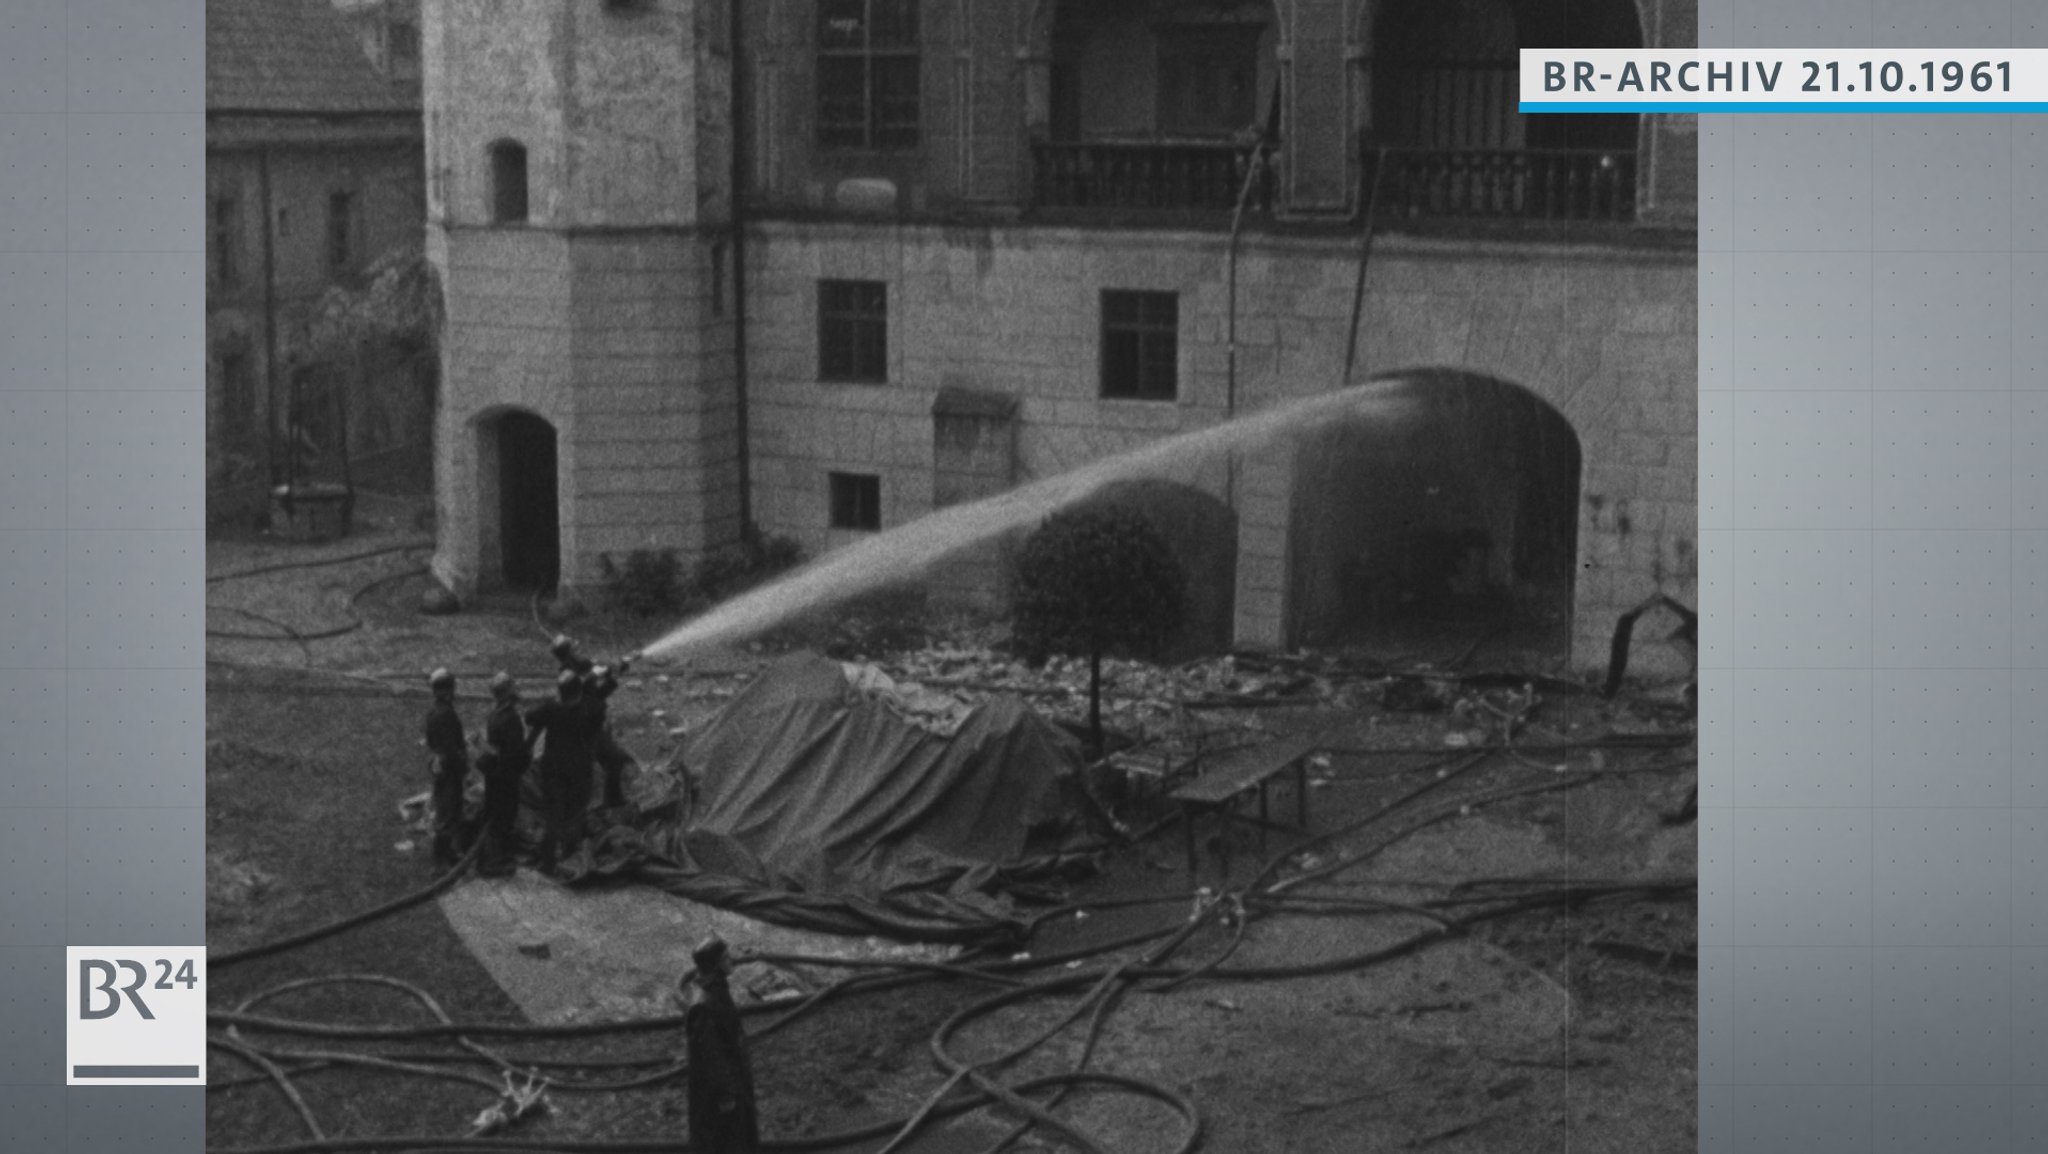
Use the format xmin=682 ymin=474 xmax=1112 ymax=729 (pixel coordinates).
xmin=551 ymin=636 xmax=637 ymax=809
xmin=475 ymin=673 xmax=529 ymax=876
xmin=684 ymin=938 xmax=759 ymax=1154
xmin=524 ymin=672 xmax=599 ymax=869
xmin=423 ymin=670 xmax=469 ymax=866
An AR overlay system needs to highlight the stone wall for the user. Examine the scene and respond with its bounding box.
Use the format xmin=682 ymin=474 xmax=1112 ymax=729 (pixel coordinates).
xmin=417 ymin=0 xmax=1697 ymax=669
xmin=741 ymin=220 xmax=1695 ymax=671
xmin=424 ymin=0 xmax=740 ymax=600
xmin=205 ymin=136 xmax=426 ymax=525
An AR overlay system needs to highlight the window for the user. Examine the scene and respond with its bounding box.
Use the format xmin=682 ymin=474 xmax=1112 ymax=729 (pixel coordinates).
xmin=816 ymin=0 xmax=920 ymax=151
xmin=818 ymin=279 xmax=887 ymax=383
xmin=212 ymin=196 xmax=240 ymax=289
xmin=491 ymin=141 xmax=529 ymax=224
xmin=327 ymin=191 xmax=355 ymax=275
xmin=220 ymin=353 xmax=253 ymax=440
xmin=1100 ymin=291 xmax=1179 ymax=401
xmin=829 ymin=472 xmax=882 ymax=531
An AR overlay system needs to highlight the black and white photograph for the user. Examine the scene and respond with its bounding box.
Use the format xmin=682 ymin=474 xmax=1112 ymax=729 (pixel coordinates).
xmin=204 ymin=1 xmax=1700 ymax=1150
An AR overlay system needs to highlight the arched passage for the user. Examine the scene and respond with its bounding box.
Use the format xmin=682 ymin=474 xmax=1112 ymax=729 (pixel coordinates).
xmin=1071 ymin=479 xmax=1238 ymax=660
xmin=1287 ymin=369 xmax=1581 ymax=659
xmin=475 ymin=409 xmax=559 ymax=593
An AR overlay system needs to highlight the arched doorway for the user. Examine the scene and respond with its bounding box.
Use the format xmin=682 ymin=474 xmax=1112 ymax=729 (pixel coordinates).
xmin=490 ymin=411 xmax=559 ymax=593
xmin=1287 ymin=370 xmax=1581 ymax=661
xmin=1072 ymin=479 xmax=1238 ymax=660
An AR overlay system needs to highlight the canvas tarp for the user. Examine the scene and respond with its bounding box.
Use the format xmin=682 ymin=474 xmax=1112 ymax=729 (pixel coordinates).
xmin=559 ymin=653 xmax=1084 ymax=945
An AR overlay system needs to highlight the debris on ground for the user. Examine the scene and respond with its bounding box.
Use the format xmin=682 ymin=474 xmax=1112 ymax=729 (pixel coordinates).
xmin=206 ymin=528 xmax=1697 ymax=1154
xmin=468 ymin=1070 xmax=552 ymax=1136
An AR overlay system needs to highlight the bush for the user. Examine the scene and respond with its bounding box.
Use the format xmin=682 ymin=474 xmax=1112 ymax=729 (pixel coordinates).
xmin=603 ymin=533 xmax=805 ymax=619
xmin=681 ymin=534 xmax=802 ymax=611
xmin=600 ymin=549 xmax=684 ymax=617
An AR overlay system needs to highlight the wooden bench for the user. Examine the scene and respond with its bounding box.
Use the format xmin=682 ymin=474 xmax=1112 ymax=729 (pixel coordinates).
xmin=1168 ymin=732 xmax=1325 ymax=883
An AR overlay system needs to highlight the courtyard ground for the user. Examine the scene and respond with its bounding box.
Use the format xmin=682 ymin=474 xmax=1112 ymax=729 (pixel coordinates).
xmin=204 ymin=499 xmax=1698 ymax=1153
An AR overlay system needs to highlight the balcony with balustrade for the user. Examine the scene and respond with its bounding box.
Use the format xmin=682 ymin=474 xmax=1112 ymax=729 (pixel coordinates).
xmin=1025 ymin=0 xmax=1279 ymax=219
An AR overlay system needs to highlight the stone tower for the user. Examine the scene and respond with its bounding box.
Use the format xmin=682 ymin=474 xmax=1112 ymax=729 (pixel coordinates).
xmin=421 ymin=0 xmax=740 ymax=603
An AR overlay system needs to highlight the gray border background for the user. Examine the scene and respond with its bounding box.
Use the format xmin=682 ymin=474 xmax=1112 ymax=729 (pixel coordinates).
xmin=0 ymin=0 xmax=205 ymax=1145
xmin=1700 ymin=1 xmax=2048 ymax=1152
xmin=1 ymin=0 xmax=2042 ymax=1149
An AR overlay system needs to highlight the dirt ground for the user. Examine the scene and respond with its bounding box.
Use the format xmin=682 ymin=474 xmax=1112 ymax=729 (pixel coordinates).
xmin=204 ymin=500 xmax=1697 ymax=1152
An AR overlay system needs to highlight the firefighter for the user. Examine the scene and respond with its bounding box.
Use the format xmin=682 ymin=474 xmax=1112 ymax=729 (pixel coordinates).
xmin=682 ymin=937 xmax=759 ymax=1154
xmin=474 ymin=672 xmax=530 ymax=876
xmin=549 ymin=634 xmax=640 ymax=809
xmin=422 ymin=668 xmax=470 ymax=867
xmin=523 ymin=670 xmax=598 ymax=871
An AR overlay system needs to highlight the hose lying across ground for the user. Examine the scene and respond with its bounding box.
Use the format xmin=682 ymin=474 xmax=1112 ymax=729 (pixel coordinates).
xmin=206 ymin=700 xmax=1696 ymax=1154
xmin=206 ymin=541 xmax=433 ymax=649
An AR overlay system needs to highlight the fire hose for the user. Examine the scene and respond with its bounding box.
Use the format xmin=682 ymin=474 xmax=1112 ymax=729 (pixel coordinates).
xmin=206 ymin=705 xmax=1693 ymax=1153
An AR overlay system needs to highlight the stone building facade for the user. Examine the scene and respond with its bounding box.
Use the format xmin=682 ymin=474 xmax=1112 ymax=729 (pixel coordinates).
xmin=206 ymin=0 xmax=431 ymax=525
xmin=423 ymin=0 xmax=1697 ymax=672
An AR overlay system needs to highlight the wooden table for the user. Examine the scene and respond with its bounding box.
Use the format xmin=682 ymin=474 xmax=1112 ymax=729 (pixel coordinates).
xmin=1168 ymin=732 xmax=1324 ymax=883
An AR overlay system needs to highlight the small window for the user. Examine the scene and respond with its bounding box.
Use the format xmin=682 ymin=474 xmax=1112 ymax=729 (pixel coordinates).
xmin=491 ymin=141 xmax=529 ymax=224
xmin=816 ymin=0 xmax=921 ymax=151
xmin=212 ymin=196 xmax=240 ymax=289
xmin=829 ymin=472 xmax=882 ymax=531
xmin=1100 ymin=290 xmax=1179 ymax=401
xmin=327 ymin=191 xmax=355 ymax=274
xmin=818 ymin=279 xmax=887 ymax=383
xmin=220 ymin=353 xmax=254 ymax=440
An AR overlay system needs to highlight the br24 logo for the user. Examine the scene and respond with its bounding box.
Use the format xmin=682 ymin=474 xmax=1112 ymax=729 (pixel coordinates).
xmin=78 ymin=957 xmax=198 ymax=1020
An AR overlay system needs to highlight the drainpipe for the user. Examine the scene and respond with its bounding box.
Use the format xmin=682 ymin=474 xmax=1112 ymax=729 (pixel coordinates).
xmin=259 ymin=147 xmax=281 ymax=495
xmin=1222 ymin=139 xmax=1269 ymax=510
xmin=1341 ymin=147 xmax=1389 ymax=386
xmin=728 ymin=0 xmax=754 ymax=548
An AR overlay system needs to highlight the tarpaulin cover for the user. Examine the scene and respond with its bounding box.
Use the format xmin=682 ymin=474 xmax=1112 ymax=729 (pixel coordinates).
xmin=558 ymin=653 xmax=1083 ymax=946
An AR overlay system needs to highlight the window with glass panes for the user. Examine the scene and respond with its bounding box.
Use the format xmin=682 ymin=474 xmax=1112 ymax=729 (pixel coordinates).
xmin=816 ymin=0 xmax=920 ymax=151
xmin=1099 ymin=291 xmax=1179 ymax=401
xmin=818 ymin=279 xmax=888 ymax=383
